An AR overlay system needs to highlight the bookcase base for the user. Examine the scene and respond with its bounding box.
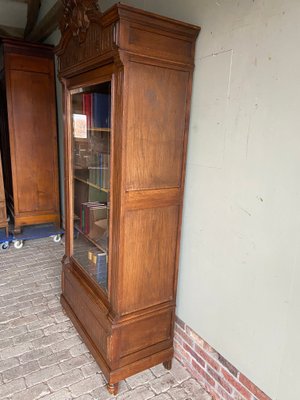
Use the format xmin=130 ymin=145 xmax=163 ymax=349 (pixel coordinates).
xmin=61 ymin=275 xmax=174 ymax=391
xmin=12 ymin=213 xmax=60 ymax=233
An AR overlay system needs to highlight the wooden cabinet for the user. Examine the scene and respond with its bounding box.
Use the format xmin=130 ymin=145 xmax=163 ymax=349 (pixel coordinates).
xmin=0 ymin=39 xmax=60 ymax=232
xmin=0 ymin=150 xmax=8 ymax=236
xmin=56 ymin=0 xmax=199 ymax=394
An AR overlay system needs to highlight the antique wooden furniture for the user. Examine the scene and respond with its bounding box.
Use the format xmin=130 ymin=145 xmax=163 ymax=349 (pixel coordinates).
xmin=0 ymin=39 xmax=60 ymax=233
xmin=0 ymin=150 xmax=8 ymax=236
xmin=56 ymin=0 xmax=199 ymax=394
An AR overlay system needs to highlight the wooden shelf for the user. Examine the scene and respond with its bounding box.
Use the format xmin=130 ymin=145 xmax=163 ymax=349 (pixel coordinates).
xmin=74 ymin=224 xmax=107 ymax=253
xmin=74 ymin=176 xmax=109 ymax=193
xmin=89 ymin=127 xmax=111 ymax=132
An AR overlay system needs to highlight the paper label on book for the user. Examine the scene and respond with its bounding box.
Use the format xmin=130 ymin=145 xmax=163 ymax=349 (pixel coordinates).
xmin=73 ymin=114 xmax=87 ymax=139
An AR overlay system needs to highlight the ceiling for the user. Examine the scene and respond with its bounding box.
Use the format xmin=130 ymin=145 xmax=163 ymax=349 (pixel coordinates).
xmin=0 ymin=0 xmax=62 ymax=42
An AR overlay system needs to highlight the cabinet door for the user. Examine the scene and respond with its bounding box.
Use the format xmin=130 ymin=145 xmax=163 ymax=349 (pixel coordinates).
xmin=71 ymin=81 xmax=111 ymax=294
xmin=8 ymin=66 xmax=58 ymax=214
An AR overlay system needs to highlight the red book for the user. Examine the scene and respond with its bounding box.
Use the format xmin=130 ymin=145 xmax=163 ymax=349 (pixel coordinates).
xmin=83 ymin=93 xmax=92 ymax=129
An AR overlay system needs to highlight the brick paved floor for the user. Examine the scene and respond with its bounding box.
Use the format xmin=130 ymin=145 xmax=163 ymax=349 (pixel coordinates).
xmin=0 ymin=238 xmax=211 ymax=400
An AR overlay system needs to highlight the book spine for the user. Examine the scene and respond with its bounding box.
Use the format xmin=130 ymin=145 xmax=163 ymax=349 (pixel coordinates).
xmin=96 ymin=252 xmax=107 ymax=284
xmin=80 ymin=204 xmax=85 ymax=232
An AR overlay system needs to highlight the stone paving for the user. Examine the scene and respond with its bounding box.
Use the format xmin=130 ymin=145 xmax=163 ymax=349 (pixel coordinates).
xmin=0 ymin=237 xmax=211 ymax=400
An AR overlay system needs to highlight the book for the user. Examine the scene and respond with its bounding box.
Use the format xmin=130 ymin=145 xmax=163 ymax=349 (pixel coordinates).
xmin=84 ymin=202 xmax=101 ymax=234
xmin=83 ymin=93 xmax=92 ymax=129
xmin=80 ymin=201 xmax=105 ymax=234
xmin=88 ymin=204 xmax=108 ymax=244
xmin=92 ymin=93 xmax=110 ymax=128
xmin=96 ymin=252 xmax=107 ymax=285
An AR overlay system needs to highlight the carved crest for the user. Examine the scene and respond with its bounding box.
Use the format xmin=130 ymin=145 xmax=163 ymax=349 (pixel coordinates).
xmin=60 ymin=0 xmax=101 ymax=44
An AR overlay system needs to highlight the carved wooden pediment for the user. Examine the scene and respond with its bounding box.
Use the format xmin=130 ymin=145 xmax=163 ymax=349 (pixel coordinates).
xmin=56 ymin=0 xmax=117 ymax=74
xmin=60 ymin=0 xmax=101 ymax=44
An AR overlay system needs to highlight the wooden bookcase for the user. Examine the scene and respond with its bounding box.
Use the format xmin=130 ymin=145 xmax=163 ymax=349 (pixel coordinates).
xmin=0 ymin=39 xmax=60 ymax=233
xmin=56 ymin=0 xmax=199 ymax=394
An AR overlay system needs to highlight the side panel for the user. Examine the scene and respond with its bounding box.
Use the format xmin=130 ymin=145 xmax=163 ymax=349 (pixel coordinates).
xmin=120 ymin=206 xmax=179 ymax=314
xmin=125 ymin=62 xmax=189 ymax=190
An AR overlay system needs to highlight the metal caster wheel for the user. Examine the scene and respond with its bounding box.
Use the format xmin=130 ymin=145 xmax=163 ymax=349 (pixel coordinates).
xmin=13 ymin=240 xmax=23 ymax=249
xmin=1 ymin=241 xmax=9 ymax=250
xmin=52 ymin=234 xmax=62 ymax=243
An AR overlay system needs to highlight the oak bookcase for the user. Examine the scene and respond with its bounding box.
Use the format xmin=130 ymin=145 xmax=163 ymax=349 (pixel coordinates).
xmin=56 ymin=0 xmax=200 ymax=394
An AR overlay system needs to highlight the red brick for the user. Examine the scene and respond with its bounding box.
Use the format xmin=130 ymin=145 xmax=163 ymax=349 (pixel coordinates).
xmin=175 ymin=316 xmax=186 ymax=331
xmin=174 ymin=332 xmax=183 ymax=346
xmin=204 ymin=342 xmax=215 ymax=352
xmin=195 ymin=344 xmax=220 ymax=371
xmin=222 ymin=369 xmax=251 ymax=400
xmin=209 ymin=388 xmax=223 ymax=400
xmin=232 ymin=392 xmax=248 ymax=400
xmin=218 ymin=354 xmax=238 ymax=377
xmin=186 ymin=325 xmax=205 ymax=349
xmin=174 ymin=342 xmax=192 ymax=367
xmin=207 ymin=366 xmax=232 ymax=394
xmin=192 ymin=359 xmax=216 ymax=387
xmin=217 ymin=384 xmax=235 ymax=400
xmin=183 ymin=342 xmax=206 ymax=368
xmin=239 ymin=374 xmax=271 ymax=400
xmin=176 ymin=324 xmax=194 ymax=348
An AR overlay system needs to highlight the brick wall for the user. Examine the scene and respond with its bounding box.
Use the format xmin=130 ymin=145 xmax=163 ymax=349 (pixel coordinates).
xmin=174 ymin=317 xmax=271 ymax=400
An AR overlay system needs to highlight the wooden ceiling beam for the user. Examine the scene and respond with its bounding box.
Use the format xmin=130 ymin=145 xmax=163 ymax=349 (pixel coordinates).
xmin=24 ymin=0 xmax=41 ymax=38
xmin=26 ymin=1 xmax=63 ymax=42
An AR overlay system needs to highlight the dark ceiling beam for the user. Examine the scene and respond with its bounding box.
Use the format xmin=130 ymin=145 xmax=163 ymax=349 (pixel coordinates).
xmin=24 ymin=0 xmax=41 ymax=38
xmin=0 ymin=25 xmax=24 ymax=38
xmin=26 ymin=1 xmax=63 ymax=42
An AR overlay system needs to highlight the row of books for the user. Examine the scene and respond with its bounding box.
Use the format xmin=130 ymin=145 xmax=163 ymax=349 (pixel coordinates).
xmin=80 ymin=201 xmax=108 ymax=240
xmin=82 ymin=92 xmax=111 ymax=129
xmin=88 ymin=152 xmax=110 ymax=189
xmin=88 ymin=250 xmax=107 ymax=286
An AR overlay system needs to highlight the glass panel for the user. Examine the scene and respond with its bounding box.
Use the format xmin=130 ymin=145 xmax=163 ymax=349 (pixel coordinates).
xmin=71 ymin=82 xmax=111 ymax=293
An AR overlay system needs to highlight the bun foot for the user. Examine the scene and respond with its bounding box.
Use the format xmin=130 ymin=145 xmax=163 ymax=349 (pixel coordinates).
xmin=107 ymin=382 xmax=119 ymax=395
xmin=163 ymin=359 xmax=172 ymax=370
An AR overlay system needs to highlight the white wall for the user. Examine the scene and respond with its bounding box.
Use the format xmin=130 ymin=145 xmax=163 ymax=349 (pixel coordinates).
xmin=49 ymin=1 xmax=300 ymax=399
xmin=0 ymin=0 xmax=26 ymax=29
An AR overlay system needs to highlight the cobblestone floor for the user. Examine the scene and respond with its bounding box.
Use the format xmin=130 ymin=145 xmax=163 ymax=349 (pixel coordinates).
xmin=0 ymin=238 xmax=211 ymax=400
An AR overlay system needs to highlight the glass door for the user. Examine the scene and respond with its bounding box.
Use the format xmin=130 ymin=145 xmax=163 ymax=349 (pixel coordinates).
xmin=71 ymin=81 xmax=111 ymax=293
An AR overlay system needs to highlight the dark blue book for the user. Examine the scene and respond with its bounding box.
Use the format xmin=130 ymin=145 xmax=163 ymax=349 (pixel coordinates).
xmin=92 ymin=93 xmax=110 ymax=128
xmin=96 ymin=252 xmax=107 ymax=285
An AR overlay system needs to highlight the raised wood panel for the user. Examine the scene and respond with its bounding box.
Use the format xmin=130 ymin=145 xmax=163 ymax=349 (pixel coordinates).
xmin=64 ymin=268 xmax=109 ymax=357
xmin=120 ymin=206 xmax=179 ymax=314
xmin=125 ymin=62 xmax=189 ymax=191
xmin=9 ymin=69 xmax=58 ymax=214
xmin=119 ymin=310 xmax=172 ymax=358
xmin=127 ymin=24 xmax=193 ymax=64
xmin=125 ymin=188 xmax=181 ymax=210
